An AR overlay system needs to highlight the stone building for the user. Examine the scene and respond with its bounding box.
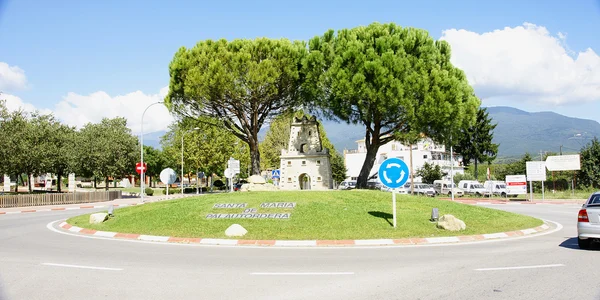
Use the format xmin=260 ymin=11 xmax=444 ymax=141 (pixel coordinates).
xmin=279 ymin=115 xmax=333 ymax=190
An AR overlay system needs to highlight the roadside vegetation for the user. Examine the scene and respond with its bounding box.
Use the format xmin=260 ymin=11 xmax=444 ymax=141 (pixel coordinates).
xmin=68 ymin=190 xmax=543 ymax=240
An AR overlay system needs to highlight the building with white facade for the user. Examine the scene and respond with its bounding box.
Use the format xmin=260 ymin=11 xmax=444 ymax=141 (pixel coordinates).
xmin=343 ymin=138 xmax=464 ymax=182
xmin=279 ymin=116 xmax=333 ymax=190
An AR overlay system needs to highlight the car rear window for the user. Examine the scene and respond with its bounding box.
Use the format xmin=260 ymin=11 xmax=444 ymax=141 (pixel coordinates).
xmin=588 ymin=194 xmax=600 ymax=206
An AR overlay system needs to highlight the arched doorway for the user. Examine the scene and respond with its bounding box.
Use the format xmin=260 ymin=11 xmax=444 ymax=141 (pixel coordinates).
xmin=299 ymin=173 xmax=311 ymax=190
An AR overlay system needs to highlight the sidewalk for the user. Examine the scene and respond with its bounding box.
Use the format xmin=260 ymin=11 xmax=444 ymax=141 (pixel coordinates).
xmin=0 ymin=193 xmax=198 ymax=214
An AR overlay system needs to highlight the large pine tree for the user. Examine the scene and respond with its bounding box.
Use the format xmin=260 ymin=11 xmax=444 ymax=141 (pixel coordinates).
xmin=455 ymin=107 xmax=499 ymax=179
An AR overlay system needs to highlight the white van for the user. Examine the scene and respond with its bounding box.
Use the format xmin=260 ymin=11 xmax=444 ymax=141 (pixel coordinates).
xmin=458 ymin=180 xmax=491 ymax=197
xmin=505 ymin=175 xmax=528 ymax=198
xmin=433 ymin=180 xmax=464 ymax=197
xmin=483 ymin=180 xmax=508 ymax=197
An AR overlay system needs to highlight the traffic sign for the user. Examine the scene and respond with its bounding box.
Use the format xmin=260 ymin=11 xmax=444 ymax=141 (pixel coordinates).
xmin=526 ymin=161 xmax=547 ymax=181
xmin=224 ymin=168 xmax=234 ymax=179
xmin=378 ymin=158 xmax=410 ymax=189
xmin=136 ymin=162 xmax=147 ymax=174
xmin=198 ymin=172 xmax=205 ymax=179
xmin=271 ymin=169 xmax=281 ymax=179
xmin=160 ymin=168 xmax=177 ymax=185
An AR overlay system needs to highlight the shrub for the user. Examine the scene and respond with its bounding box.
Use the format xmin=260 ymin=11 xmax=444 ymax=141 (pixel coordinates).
xmin=144 ymin=187 xmax=154 ymax=196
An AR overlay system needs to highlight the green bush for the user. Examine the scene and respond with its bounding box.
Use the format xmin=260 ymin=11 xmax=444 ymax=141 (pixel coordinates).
xmin=144 ymin=188 xmax=154 ymax=196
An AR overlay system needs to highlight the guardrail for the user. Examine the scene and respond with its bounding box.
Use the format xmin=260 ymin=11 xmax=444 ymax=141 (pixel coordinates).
xmin=0 ymin=191 xmax=122 ymax=208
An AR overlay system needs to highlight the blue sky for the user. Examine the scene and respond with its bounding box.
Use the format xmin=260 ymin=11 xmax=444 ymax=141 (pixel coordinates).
xmin=0 ymin=0 xmax=599 ymax=133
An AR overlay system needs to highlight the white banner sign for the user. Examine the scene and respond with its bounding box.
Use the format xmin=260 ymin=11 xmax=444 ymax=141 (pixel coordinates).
xmin=526 ymin=161 xmax=547 ymax=181
xmin=228 ymin=158 xmax=240 ymax=173
xmin=3 ymin=175 xmax=10 ymax=192
xmin=545 ymin=155 xmax=581 ymax=171
xmin=68 ymin=173 xmax=76 ymax=192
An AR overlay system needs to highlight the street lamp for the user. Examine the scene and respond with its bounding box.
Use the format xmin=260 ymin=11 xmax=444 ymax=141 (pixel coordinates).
xmin=140 ymin=101 xmax=164 ymax=203
xmin=181 ymin=127 xmax=200 ymax=195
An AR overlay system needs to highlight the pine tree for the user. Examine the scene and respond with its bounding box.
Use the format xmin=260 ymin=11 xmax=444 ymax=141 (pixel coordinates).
xmin=455 ymin=107 xmax=499 ymax=179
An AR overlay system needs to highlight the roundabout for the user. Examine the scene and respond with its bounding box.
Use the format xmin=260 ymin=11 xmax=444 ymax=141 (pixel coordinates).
xmin=0 ymin=195 xmax=597 ymax=300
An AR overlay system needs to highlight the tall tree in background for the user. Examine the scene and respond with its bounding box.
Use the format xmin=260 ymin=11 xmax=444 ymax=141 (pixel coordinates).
xmin=34 ymin=114 xmax=77 ymax=192
xmin=303 ymin=22 xmax=479 ymax=188
xmin=76 ymin=117 xmax=138 ymax=190
xmin=143 ymin=145 xmax=167 ymax=187
xmin=454 ymin=107 xmax=499 ymax=179
xmin=165 ymin=38 xmax=307 ymax=175
xmin=260 ymin=111 xmax=347 ymax=183
xmin=0 ymin=101 xmax=33 ymax=191
xmin=579 ymin=137 xmax=600 ymax=188
xmin=160 ymin=117 xmax=247 ymax=186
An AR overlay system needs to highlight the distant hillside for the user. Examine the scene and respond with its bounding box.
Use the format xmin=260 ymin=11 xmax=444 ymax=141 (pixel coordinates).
xmin=487 ymin=106 xmax=600 ymax=158
xmin=175 ymin=106 xmax=600 ymax=159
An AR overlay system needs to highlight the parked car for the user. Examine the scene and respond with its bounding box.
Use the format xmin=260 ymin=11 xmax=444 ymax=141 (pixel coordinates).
xmin=380 ymin=185 xmax=409 ymax=194
xmin=483 ymin=180 xmax=508 ymax=197
xmin=433 ymin=180 xmax=464 ymax=197
xmin=338 ymin=180 xmax=357 ymax=190
xmin=458 ymin=180 xmax=491 ymax=197
xmin=404 ymin=183 xmax=435 ymax=197
xmin=366 ymin=180 xmax=383 ymax=190
xmin=577 ymin=191 xmax=600 ymax=249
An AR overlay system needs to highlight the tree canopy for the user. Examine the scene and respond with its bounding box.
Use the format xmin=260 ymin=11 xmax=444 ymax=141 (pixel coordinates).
xmin=303 ymin=22 xmax=479 ymax=188
xmin=76 ymin=117 xmax=138 ymax=190
xmin=165 ymin=38 xmax=307 ymax=175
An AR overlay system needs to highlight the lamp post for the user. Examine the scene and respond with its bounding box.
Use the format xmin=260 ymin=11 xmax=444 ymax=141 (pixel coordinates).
xmin=140 ymin=101 xmax=164 ymax=203
xmin=181 ymin=127 xmax=200 ymax=195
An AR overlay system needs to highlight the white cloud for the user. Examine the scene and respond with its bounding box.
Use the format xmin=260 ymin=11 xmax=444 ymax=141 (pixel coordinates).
xmin=54 ymin=87 xmax=173 ymax=134
xmin=440 ymin=22 xmax=600 ymax=105
xmin=0 ymin=62 xmax=28 ymax=91
xmin=0 ymin=93 xmax=52 ymax=115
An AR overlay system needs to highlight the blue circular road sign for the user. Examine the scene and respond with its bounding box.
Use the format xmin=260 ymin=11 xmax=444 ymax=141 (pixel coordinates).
xmin=378 ymin=158 xmax=410 ymax=189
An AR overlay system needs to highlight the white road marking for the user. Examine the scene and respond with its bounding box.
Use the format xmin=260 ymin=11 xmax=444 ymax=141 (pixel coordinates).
xmin=42 ymin=262 xmax=123 ymax=271
xmin=475 ymin=264 xmax=565 ymax=271
xmin=251 ymin=272 xmax=354 ymax=276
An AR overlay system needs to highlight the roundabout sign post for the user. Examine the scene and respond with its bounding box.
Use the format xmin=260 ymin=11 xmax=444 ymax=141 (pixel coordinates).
xmin=378 ymin=158 xmax=410 ymax=228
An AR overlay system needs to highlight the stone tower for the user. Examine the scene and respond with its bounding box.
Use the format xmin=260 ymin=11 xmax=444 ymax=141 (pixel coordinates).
xmin=279 ymin=115 xmax=333 ymax=190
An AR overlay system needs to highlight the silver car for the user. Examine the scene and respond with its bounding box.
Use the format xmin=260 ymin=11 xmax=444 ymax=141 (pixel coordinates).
xmin=577 ymin=191 xmax=600 ymax=249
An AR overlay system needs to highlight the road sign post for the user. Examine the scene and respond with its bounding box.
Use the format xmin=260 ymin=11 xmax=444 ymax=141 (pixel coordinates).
xmin=378 ymin=158 xmax=410 ymax=228
xmin=526 ymin=161 xmax=546 ymax=202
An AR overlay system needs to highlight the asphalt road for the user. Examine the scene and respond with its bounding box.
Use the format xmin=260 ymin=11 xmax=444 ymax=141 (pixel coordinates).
xmin=0 ymin=203 xmax=598 ymax=300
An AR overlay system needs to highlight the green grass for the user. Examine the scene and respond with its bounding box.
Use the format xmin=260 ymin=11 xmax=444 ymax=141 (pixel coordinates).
xmin=68 ymin=190 xmax=543 ymax=240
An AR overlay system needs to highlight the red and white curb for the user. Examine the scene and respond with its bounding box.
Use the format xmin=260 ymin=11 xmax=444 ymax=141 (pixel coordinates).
xmin=57 ymin=221 xmax=553 ymax=247
xmin=0 ymin=203 xmax=141 ymax=215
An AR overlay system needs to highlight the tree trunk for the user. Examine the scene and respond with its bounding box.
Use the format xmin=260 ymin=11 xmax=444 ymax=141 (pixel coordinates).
xmin=105 ymin=176 xmax=109 ymax=191
xmin=357 ymin=138 xmax=380 ymax=189
xmin=248 ymin=138 xmax=261 ymax=176
xmin=28 ymin=174 xmax=33 ymax=193
xmin=474 ymin=161 xmax=479 ymax=181
xmin=94 ymin=177 xmax=97 ymax=189
xmin=57 ymin=171 xmax=63 ymax=193
xmin=13 ymin=174 xmax=18 ymax=193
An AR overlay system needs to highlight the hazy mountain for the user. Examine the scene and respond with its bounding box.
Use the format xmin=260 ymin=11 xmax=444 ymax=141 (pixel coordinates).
xmin=161 ymin=106 xmax=600 ymax=159
xmin=486 ymin=106 xmax=600 ymax=158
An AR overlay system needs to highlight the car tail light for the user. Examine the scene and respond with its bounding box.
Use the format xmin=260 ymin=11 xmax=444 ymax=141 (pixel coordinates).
xmin=578 ymin=209 xmax=589 ymax=223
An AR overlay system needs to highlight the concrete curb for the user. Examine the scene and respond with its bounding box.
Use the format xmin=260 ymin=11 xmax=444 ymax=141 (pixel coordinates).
xmin=57 ymin=221 xmax=553 ymax=247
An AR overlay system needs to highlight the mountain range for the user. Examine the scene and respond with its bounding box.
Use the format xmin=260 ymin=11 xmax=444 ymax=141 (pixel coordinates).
xmin=145 ymin=106 xmax=600 ymax=159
